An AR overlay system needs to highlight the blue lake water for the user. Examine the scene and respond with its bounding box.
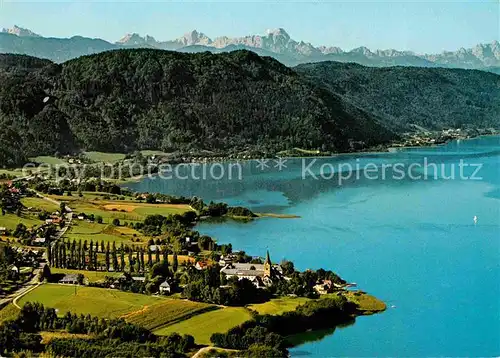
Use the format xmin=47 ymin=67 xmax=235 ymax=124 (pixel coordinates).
xmin=128 ymin=136 xmax=500 ymax=357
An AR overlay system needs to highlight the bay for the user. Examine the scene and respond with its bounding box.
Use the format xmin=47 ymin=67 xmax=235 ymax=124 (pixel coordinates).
xmin=127 ymin=136 xmax=500 ymax=357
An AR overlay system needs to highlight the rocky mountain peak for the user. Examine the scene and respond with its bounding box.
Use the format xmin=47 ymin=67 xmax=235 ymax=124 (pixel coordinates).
xmin=1 ymin=25 xmax=40 ymax=37
xmin=179 ymin=30 xmax=212 ymax=46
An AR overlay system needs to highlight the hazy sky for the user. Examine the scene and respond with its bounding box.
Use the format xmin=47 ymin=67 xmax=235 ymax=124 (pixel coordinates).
xmin=0 ymin=0 xmax=498 ymax=53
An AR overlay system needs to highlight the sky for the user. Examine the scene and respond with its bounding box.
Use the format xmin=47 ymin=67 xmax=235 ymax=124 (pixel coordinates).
xmin=0 ymin=0 xmax=498 ymax=53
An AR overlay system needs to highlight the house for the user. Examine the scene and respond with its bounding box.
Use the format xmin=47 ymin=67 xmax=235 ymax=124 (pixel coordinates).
xmin=313 ymin=280 xmax=338 ymax=295
xmin=77 ymin=215 xmax=86 ymax=220
xmin=195 ymin=261 xmax=209 ymax=270
xmin=220 ymin=251 xmax=282 ymax=288
xmin=218 ymin=254 xmax=236 ymax=266
xmin=149 ymin=245 xmax=161 ymax=252
xmin=0 ymin=227 xmax=6 ymax=235
xmin=131 ymin=276 xmax=146 ymax=282
xmin=159 ymin=280 xmax=171 ymax=294
xmin=59 ymin=274 xmax=80 ymax=285
xmin=33 ymin=237 xmax=46 ymax=245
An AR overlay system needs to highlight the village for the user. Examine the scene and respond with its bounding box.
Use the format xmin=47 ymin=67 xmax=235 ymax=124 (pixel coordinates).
xmin=0 ymin=174 xmax=384 ymax=355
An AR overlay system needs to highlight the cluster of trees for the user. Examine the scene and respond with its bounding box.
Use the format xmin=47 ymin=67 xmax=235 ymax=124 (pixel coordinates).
xmin=0 ymin=49 xmax=397 ymax=167
xmin=190 ymin=198 xmax=255 ymax=218
xmin=0 ymin=302 xmax=195 ymax=357
xmin=32 ymin=179 xmax=126 ymax=197
xmin=0 ymin=183 xmax=22 ymax=215
xmin=182 ymin=266 xmax=269 ymax=306
xmin=211 ymin=295 xmax=357 ymax=356
xmin=297 ymin=61 xmax=500 ymax=131
xmin=271 ymin=263 xmax=345 ymax=298
xmin=48 ymin=238 xmax=175 ymax=273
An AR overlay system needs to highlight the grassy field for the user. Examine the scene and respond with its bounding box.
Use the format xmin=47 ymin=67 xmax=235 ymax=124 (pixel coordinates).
xmin=18 ymin=284 xmax=165 ymax=318
xmin=30 ymin=156 xmax=67 ymax=165
xmin=50 ymin=268 xmax=122 ymax=283
xmin=63 ymin=221 xmax=144 ymax=245
xmin=0 ymin=212 xmax=44 ymax=231
xmin=155 ymin=307 xmax=253 ymax=345
xmin=84 ymin=152 xmax=126 ymax=163
xmin=0 ymin=168 xmax=25 ymax=178
xmin=0 ymin=303 xmax=19 ymax=323
xmin=58 ymin=197 xmax=192 ymax=224
xmin=123 ymin=299 xmax=216 ymax=331
xmin=341 ymin=291 xmax=386 ymax=314
xmin=247 ymin=297 xmax=311 ymax=315
xmin=21 ymin=197 xmax=60 ymax=212
xmin=40 ymin=331 xmax=93 ymax=344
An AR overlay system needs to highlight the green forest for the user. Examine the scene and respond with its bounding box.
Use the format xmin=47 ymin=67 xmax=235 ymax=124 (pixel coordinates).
xmin=0 ymin=49 xmax=499 ymax=167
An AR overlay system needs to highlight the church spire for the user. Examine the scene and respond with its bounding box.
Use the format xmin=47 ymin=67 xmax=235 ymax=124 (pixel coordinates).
xmin=264 ymin=250 xmax=272 ymax=276
xmin=265 ymin=250 xmax=271 ymax=265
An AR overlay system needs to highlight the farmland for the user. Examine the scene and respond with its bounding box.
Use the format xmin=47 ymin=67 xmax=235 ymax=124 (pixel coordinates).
xmin=21 ymin=197 xmax=60 ymax=212
xmin=0 ymin=304 xmax=19 ymax=323
xmin=18 ymin=284 xmax=163 ymax=318
xmin=155 ymin=307 xmax=253 ymax=345
xmin=0 ymin=212 xmax=44 ymax=231
xmin=123 ymin=299 xmax=216 ymax=331
xmin=49 ymin=268 xmax=122 ymax=283
xmin=247 ymin=296 xmax=311 ymax=315
xmin=63 ymin=220 xmax=144 ymax=245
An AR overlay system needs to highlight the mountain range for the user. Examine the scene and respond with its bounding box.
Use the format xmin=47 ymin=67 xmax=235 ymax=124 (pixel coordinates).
xmin=1 ymin=25 xmax=499 ymax=71
xmin=0 ymin=48 xmax=499 ymax=167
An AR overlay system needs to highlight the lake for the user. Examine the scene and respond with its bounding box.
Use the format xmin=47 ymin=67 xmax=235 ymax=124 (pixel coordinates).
xmin=127 ymin=136 xmax=500 ymax=357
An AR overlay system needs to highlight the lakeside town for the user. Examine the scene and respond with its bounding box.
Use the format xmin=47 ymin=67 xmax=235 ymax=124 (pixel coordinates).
xmin=0 ymin=175 xmax=385 ymax=357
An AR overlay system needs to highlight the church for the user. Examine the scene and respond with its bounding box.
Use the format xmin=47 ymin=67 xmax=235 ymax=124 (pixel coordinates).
xmin=220 ymin=251 xmax=283 ymax=288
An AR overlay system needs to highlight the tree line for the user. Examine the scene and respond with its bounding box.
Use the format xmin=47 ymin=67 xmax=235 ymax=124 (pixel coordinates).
xmin=0 ymin=302 xmax=195 ymax=357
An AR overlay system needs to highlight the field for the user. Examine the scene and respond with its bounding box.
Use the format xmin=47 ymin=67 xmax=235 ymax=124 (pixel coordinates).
xmin=341 ymin=291 xmax=386 ymax=314
xmin=247 ymin=297 xmax=310 ymax=315
xmin=21 ymin=197 xmax=60 ymax=212
xmin=0 ymin=212 xmax=44 ymax=231
xmin=57 ymin=196 xmax=192 ymax=224
xmin=40 ymin=331 xmax=93 ymax=344
xmin=50 ymin=268 xmax=122 ymax=283
xmin=123 ymin=299 xmax=216 ymax=331
xmin=0 ymin=303 xmax=19 ymax=323
xmin=84 ymin=152 xmax=126 ymax=163
xmin=18 ymin=284 xmax=165 ymax=318
xmin=0 ymin=168 xmax=25 ymax=178
xmin=155 ymin=307 xmax=253 ymax=345
xmin=63 ymin=220 xmax=144 ymax=245
xmin=29 ymin=156 xmax=67 ymax=165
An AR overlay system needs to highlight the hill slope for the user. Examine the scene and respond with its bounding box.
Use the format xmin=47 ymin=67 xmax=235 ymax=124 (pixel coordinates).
xmin=296 ymin=61 xmax=500 ymax=131
xmin=0 ymin=49 xmax=394 ymax=166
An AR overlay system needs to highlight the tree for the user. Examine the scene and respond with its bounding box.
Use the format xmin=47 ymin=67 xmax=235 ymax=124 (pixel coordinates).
xmin=112 ymin=218 xmax=120 ymax=226
xmin=147 ymin=248 xmax=152 ymax=268
xmin=38 ymin=264 xmax=51 ymax=282
xmin=88 ymin=240 xmax=94 ymax=270
xmin=105 ymin=242 xmax=110 ymax=271
xmin=59 ymin=202 xmax=66 ymax=215
xmin=96 ymin=215 xmax=103 ymax=224
xmin=112 ymin=242 xmax=118 ymax=271
xmin=172 ymin=252 xmax=178 ymax=273
xmin=76 ymin=274 xmax=84 ymax=285
xmin=120 ymin=243 xmax=125 ymax=272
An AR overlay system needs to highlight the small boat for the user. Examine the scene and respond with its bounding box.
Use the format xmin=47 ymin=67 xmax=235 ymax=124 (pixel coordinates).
xmin=473 ymin=216 xmax=478 ymax=224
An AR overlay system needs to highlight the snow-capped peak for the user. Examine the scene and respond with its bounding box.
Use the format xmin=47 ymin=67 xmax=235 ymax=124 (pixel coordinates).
xmin=1 ymin=25 xmax=40 ymax=37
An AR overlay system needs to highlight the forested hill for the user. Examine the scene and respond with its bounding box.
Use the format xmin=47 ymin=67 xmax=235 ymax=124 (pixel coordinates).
xmin=0 ymin=49 xmax=395 ymax=166
xmin=296 ymin=62 xmax=500 ymax=131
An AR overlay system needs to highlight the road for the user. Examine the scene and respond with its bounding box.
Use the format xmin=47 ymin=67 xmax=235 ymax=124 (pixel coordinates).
xmin=0 ymin=267 xmax=41 ymax=308
xmin=0 ymin=192 xmax=73 ymax=309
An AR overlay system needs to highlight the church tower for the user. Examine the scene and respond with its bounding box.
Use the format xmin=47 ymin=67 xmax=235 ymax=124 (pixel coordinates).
xmin=264 ymin=250 xmax=272 ymax=277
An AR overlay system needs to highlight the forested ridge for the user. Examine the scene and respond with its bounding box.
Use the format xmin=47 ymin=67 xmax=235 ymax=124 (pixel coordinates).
xmin=0 ymin=48 xmax=499 ymax=167
xmin=0 ymin=49 xmax=394 ymax=166
xmin=296 ymin=61 xmax=500 ymax=131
